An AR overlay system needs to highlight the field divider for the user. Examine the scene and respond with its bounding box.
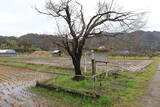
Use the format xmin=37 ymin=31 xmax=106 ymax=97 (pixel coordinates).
xmin=36 ymin=81 xmax=100 ymax=98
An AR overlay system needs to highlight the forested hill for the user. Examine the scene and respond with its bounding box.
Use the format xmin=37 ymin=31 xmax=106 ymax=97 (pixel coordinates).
xmin=19 ymin=33 xmax=58 ymax=51
xmin=0 ymin=30 xmax=160 ymax=52
xmin=85 ymin=30 xmax=160 ymax=51
xmin=0 ymin=35 xmax=41 ymax=52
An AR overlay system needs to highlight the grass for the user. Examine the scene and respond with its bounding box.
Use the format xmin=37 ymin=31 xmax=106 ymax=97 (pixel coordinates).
xmin=2 ymin=55 xmax=154 ymax=60
xmin=0 ymin=61 xmax=74 ymax=74
xmin=32 ymin=61 xmax=157 ymax=107
xmin=44 ymin=76 xmax=96 ymax=92
xmin=31 ymin=86 xmax=113 ymax=107
xmin=108 ymin=56 xmax=154 ymax=60
xmin=9 ymin=55 xmax=71 ymax=60
xmin=83 ymin=55 xmax=153 ymax=60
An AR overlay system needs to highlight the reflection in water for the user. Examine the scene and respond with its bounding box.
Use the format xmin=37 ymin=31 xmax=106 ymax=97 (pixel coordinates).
xmin=0 ymin=65 xmax=55 ymax=107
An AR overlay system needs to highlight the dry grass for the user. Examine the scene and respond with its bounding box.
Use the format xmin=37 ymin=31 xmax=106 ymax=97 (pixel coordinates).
xmin=31 ymin=51 xmax=52 ymax=56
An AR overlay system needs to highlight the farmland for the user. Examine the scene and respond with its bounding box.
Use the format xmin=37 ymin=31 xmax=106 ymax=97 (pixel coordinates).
xmin=0 ymin=65 xmax=56 ymax=106
xmin=0 ymin=56 xmax=157 ymax=106
xmin=0 ymin=56 xmax=153 ymax=72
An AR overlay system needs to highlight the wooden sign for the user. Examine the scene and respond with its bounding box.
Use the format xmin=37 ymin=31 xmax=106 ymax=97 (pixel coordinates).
xmin=92 ymin=51 xmax=107 ymax=62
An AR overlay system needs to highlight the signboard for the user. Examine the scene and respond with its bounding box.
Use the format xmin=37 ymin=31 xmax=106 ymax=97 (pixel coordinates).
xmin=92 ymin=51 xmax=107 ymax=62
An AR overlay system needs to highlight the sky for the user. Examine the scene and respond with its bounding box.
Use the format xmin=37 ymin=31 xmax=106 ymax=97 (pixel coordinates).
xmin=0 ymin=0 xmax=159 ymax=36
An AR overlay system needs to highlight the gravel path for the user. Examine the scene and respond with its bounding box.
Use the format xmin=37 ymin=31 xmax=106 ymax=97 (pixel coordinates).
xmin=139 ymin=65 xmax=160 ymax=107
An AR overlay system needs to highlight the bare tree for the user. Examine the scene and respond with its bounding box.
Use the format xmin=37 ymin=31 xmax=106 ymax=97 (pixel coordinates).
xmin=35 ymin=0 xmax=146 ymax=81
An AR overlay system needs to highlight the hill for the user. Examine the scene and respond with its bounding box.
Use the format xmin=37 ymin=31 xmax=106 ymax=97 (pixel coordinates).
xmin=19 ymin=33 xmax=59 ymax=51
xmin=86 ymin=30 xmax=160 ymax=52
xmin=0 ymin=30 xmax=160 ymax=53
xmin=0 ymin=35 xmax=41 ymax=52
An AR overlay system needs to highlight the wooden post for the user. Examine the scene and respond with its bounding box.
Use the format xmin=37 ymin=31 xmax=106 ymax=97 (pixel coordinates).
xmin=91 ymin=50 xmax=96 ymax=75
xmin=105 ymin=62 xmax=108 ymax=77
xmin=84 ymin=52 xmax=87 ymax=72
xmin=92 ymin=59 xmax=96 ymax=75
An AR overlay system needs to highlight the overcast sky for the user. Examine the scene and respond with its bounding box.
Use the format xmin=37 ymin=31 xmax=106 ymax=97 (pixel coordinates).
xmin=0 ymin=0 xmax=159 ymax=36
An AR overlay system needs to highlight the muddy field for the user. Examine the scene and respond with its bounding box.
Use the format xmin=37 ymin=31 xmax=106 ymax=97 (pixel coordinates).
xmin=0 ymin=65 xmax=66 ymax=107
xmin=0 ymin=57 xmax=153 ymax=72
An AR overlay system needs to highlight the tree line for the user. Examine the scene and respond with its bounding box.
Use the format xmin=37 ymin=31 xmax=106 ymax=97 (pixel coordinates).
xmin=0 ymin=37 xmax=41 ymax=53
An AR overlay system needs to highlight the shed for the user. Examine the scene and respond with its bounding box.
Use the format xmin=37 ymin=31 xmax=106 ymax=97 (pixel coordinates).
xmin=0 ymin=49 xmax=16 ymax=54
xmin=51 ymin=50 xmax=61 ymax=56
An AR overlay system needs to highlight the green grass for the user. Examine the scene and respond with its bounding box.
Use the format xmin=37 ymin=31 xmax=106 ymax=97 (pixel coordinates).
xmin=10 ymin=55 xmax=71 ymax=60
xmin=83 ymin=55 xmax=154 ymax=60
xmin=0 ymin=61 xmax=74 ymax=74
xmin=31 ymin=86 xmax=113 ymax=107
xmin=32 ymin=61 xmax=157 ymax=107
xmin=108 ymin=56 xmax=153 ymax=60
xmin=45 ymin=76 xmax=97 ymax=92
xmin=3 ymin=55 xmax=153 ymax=61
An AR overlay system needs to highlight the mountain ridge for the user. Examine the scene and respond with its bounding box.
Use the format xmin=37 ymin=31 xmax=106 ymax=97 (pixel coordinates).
xmin=0 ymin=30 xmax=160 ymax=52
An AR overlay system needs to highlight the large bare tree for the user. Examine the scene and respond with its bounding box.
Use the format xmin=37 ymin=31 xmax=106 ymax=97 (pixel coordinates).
xmin=36 ymin=0 xmax=146 ymax=81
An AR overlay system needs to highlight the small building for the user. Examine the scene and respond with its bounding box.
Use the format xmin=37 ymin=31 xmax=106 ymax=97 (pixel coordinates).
xmin=0 ymin=49 xmax=16 ymax=54
xmin=51 ymin=50 xmax=61 ymax=56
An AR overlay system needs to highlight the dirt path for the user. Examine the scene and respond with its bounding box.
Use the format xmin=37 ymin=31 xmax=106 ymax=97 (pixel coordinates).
xmin=139 ymin=65 xmax=160 ymax=107
xmin=0 ymin=65 xmax=61 ymax=107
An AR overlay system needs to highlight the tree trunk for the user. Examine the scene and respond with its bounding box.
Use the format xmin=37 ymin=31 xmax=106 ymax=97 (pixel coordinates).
xmin=72 ymin=55 xmax=84 ymax=81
